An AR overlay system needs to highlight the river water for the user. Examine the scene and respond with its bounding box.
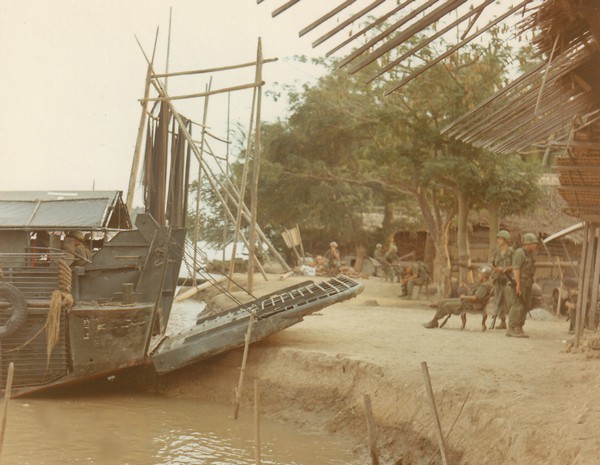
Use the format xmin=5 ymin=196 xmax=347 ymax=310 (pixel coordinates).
xmin=2 ymin=392 xmax=359 ymax=465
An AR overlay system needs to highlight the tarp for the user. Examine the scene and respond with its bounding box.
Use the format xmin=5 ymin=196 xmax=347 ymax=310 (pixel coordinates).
xmin=0 ymin=191 xmax=127 ymax=229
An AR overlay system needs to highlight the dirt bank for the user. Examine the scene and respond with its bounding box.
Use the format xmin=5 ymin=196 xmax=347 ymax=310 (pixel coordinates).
xmin=160 ymin=275 xmax=600 ymax=465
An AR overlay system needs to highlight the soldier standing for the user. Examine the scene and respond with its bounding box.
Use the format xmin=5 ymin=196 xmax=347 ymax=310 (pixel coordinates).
xmin=505 ymin=232 xmax=538 ymax=338
xmin=373 ymin=243 xmax=385 ymax=277
xmin=383 ymin=245 xmax=400 ymax=282
xmin=324 ymin=241 xmax=340 ymax=276
xmin=489 ymin=230 xmax=513 ymax=329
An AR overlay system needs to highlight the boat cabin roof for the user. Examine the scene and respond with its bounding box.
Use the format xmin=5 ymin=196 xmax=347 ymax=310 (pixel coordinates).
xmin=0 ymin=190 xmax=132 ymax=230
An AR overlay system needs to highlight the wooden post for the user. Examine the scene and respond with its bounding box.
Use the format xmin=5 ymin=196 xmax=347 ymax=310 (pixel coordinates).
xmin=233 ymin=312 xmax=255 ymax=419
xmin=0 ymin=362 xmax=15 ymax=458
xmin=588 ymin=224 xmax=600 ymax=330
xmin=421 ymin=361 xmax=449 ymax=465
xmin=254 ymin=379 xmax=261 ymax=465
xmin=363 ymin=394 xmax=380 ymax=465
xmin=248 ymin=38 xmax=264 ymax=293
xmin=576 ymin=223 xmax=594 ymax=347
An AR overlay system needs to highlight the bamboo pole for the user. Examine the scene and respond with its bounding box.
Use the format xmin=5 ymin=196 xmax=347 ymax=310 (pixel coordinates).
xmin=588 ymin=224 xmax=600 ymax=330
xmin=193 ymin=80 xmax=212 ymax=285
xmin=143 ymin=81 xmax=265 ymax=102
xmin=421 ymin=361 xmax=449 ymax=465
xmin=234 ymin=312 xmax=255 ymax=419
xmin=254 ymin=379 xmax=261 ymax=465
xmin=228 ymin=55 xmax=259 ymax=291
xmin=0 ymin=362 xmax=15 ymax=458
xmin=127 ymin=30 xmax=159 ymax=211
xmin=363 ymin=394 xmax=380 ymax=465
xmin=152 ymin=58 xmax=277 ymax=77
xmin=248 ymin=38 xmax=263 ymax=293
xmin=223 ymin=91 xmax=231 ymax=263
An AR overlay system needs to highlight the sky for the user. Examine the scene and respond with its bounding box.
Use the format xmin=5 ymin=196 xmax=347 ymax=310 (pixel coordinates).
xmin=0 ymin=1 xmax=525 ymax=203
xmin=0 ymin=0 xmax=343 ymax=199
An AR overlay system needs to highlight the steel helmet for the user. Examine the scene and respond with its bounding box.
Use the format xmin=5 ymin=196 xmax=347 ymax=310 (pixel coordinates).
xmin=522 ymin=233 xmax=538 ymax=244
xmin=496 ymin=230 xmax=510 ymax=241
xmin=478 ymin=264 xmax=492 ymax=277
xmin=330 ymin=241 xmax=338 ymax=247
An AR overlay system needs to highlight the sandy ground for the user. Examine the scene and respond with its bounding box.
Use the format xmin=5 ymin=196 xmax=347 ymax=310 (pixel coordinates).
xmin=160 ymin=274 xmax=600 ymax=465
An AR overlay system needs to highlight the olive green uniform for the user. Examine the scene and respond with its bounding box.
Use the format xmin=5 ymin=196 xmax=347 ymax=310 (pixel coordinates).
xmin=489 ymin=246 xmax=513 ymax=320
xmin=506 ymin=247 xmax=536 ymax=330
xmin=405 ymin=262 xmax=429 ymax=298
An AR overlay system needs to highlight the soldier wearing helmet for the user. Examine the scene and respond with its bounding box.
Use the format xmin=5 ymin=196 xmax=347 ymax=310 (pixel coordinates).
xmin=324 ymin=241 xmax=341 ymax=276
xmin=423 ymin=264 xmax=494 ymax=330
xmin=505 ymin=232 xmax=538 ymax=338
xmin=488 ymin=229 xmax=514 ymax=329
xmin=383 ymin=244 xmax=400 ymax=282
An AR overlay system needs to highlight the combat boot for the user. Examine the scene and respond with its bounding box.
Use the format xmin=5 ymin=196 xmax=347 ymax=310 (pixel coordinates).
xmin=506 ymin=325 xmax=529 ymax=338
xmin=513 ymin=326 xmax=529 ymax=338
xmin=423 ymin=319 xmax=438 ymax=329
xmin=496 ymin=319 xmax=507 ymax=330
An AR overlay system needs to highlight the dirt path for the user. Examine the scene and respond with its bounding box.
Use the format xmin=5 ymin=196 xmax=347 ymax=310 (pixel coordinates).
xmin=162 ymin=275 xmax=600 ymax=465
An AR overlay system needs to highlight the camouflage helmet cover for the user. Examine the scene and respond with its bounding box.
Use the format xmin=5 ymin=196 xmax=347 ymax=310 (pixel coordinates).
xmin=478 ymin=264 xmax=493 ymax=277
xmin=522 ymin=233 xmax=538 ymax=244
xmin=496 ymin=230 xmax=510 ymax=240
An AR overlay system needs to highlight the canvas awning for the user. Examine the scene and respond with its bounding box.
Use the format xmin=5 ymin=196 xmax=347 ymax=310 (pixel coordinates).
xmin=0 ymin=191 xmax=132 ymax=230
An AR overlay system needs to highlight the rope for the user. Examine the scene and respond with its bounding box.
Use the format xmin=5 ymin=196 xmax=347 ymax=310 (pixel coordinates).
xmin=46 ymin=259 xmax=73 ymax=367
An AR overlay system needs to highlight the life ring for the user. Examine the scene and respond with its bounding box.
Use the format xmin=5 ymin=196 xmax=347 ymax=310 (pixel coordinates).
xmin=0 ymin=282 xmax=28 ymax=338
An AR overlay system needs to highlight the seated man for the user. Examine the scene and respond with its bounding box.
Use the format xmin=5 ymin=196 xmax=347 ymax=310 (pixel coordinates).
xmin=403 ymin=261 xmax=430 ymax=299
xmin=63 ymin=231 xmax=93 ymax=267
xmin=423 ymin=265 xmax=493 ymax=330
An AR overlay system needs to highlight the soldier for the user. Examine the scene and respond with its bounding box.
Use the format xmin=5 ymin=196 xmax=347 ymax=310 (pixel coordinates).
xmin=324 ymin=241 xmax=340 ymax=276
xmin=423 ymin=265 xmax=494 ymax=329
xmin=489 ymin=230 xmax=513 ymax=329
xmin=383 ymin=245 xmax=400 ymax=282
xmin=373 ymin=243 xmax=385 ymax=277
xmin=505 ymin=232 xmax=538 ymax=338
xmin=403 ymin=261 xmax=430 ymax=299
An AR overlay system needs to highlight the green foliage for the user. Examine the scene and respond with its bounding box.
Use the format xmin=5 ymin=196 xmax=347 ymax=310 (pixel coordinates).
xmin=191 ymin=30 xmax=541 ymax=259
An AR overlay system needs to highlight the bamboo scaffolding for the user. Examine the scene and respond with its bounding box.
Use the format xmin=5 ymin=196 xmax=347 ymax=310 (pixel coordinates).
xmin=248 ymin=38 xmax=264 ymax=293
xmin=312 ymin=0 xmax=385 ymax=49
xmin=152 ymin=58 xmax=277 ymax=78
xmin=326 ymin=0 xmax=417 ymax=58
xmin=272 ymin=0 xmax=301 ymax=18
xmin=193 ymin=80 xmax=211 ymax=285
xmin=384 ymin=0 xmax=532 ymax=95
xmin=367 ymin=0 xmax=494 ymax=83
xmin=143 ymin=81 xmax=265 ymax=102
xmin=348 ymin=0 xmax=468 ymax=75
xmin=339 ymin=0 xmax=441 ymax=69
xmin=136 ymin=44 xmax=290 ymax=275
xmin=299 ymin=0 xmax=357 ymax=38
xmin=228 ymin=46 xmax=259 ymax=291
xmin=127 ymin=30 xmax=159 ymax=211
